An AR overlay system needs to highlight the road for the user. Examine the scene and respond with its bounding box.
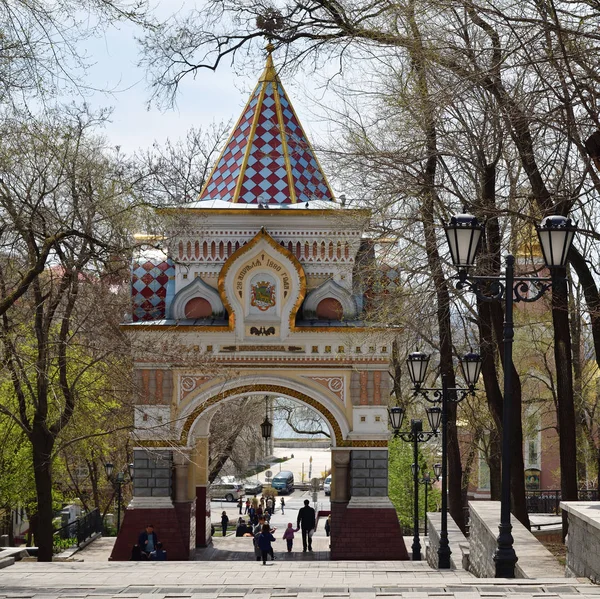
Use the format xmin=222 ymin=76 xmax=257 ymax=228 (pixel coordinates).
xmin=253 ymin=446 xmax=332 ymax=486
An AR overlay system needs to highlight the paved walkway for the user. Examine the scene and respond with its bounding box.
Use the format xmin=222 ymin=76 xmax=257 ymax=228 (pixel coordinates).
xmin=1 ymin=559 xmax=599 ymax=598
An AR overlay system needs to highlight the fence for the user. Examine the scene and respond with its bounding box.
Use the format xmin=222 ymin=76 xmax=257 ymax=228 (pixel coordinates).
xmin=526 ymin=489 xmax=598 ymax=514
xmin=52 ymin=508 xmax=102 ymax=554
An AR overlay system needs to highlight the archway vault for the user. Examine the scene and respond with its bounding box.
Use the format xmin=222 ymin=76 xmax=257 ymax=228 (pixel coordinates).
xmin=182 ymin=383 xmax=345 ymax=446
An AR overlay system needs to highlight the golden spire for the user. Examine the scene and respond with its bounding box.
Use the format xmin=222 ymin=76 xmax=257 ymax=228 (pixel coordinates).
xmin=259 ymin=43 xmax=278 ymax=82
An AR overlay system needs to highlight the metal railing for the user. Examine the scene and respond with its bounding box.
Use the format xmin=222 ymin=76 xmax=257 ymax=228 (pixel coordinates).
xmin=526 ymin=489 xmax=598 ymax=514
xmin=52 ymin=508 xmax=102 ymax=553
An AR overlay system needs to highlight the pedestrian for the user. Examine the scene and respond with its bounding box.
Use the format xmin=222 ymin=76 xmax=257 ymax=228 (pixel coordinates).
xmin=256 ymin=505 xmax=263 ymax=518
xmin=138 ymin=524 xmax=158 ymax=559
xmin=221 ymin=511 xmax=229 ymax=536
xmin=297 ymin=499 xmax=316 ymax=552
xmin=266 ymin=496 xmax=273 ymax=515
xmin=280 ymin=497 xmax=285 ymax=514
xmin=237 ymin=497 xmax=243 ymax=515
xmin=252 ymin=495 xmax=259 ymax=510
xmin=257 ymin=523 xmax=276 ymax=565
xmin=324 ymin=515 xmax=331 ymax=537
xmin=282 ymin=522 xmax=299 ymax=552
xmin=236 ymin=518 xmax=248 ymax=537
xmin=150 ymin=541 xmax=167 ymax=561
xmin=260 ymin=496 xmax=265 ymax=509
xmin=245 ymin=498 xmax=251 ymax=514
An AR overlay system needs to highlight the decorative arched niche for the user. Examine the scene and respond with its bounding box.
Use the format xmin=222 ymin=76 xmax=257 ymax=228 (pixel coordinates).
xmin=302 ymin=278 xmax=358 ymax=321
xmin=169 ymin=277 xmax=225 ymax=320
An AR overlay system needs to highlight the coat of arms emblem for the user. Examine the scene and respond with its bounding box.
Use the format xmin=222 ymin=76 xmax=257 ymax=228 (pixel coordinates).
xmin=251 ymin=280 xmax=276 ymax=311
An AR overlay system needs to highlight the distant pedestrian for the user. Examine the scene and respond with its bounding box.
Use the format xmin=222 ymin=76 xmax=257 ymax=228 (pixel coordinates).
xmin=252 ymin=495 xmax=259 ymax=509
xmin=266 ymin=496 xmax=273 ymax=515
xmin=138 ymin=524 xmax=158 ymax=559
xmin=280 ymin=497 xmax=285 ymax=514
xmin=257 ymin=523 xmax=276 ymax=565
xmin=282 ymin=522 xmax=299 ymax=552
xmin=237 ymin=497 xmax=243 ymax=514
xmin=257 ymin=505 xmax=263 ymax=518
xmin=221 ymin=511 xmax=229 ymax=536
xmin=260 ymin=496 xmax=265 ymax=509
xmin=324 ymin=515 xmax=331 ymax=537
xmin=297 ymin=499 xmax=316 ymax=552
xmin=245 ymin=499 xmax=251 ymax=514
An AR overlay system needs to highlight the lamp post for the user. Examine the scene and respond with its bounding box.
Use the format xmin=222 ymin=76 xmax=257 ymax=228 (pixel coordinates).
xmin=105 ymin=462 xmax=134 ymax=534
xmin=416 ymin=467 xmax=441 ymax=536
xmin=442 ymin=213 xmax=577 ymax=578
xmin=260 ymin=397 xmax=273 ymax=450
xmin=406 ymin=350 xmax=481 ymax=569
xmin=388 ymin=409 xmax=441 ymax=560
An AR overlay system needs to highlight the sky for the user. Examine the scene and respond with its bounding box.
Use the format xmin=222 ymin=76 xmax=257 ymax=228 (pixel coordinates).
xmin=79 ymin=7 xmax=332 ymax=157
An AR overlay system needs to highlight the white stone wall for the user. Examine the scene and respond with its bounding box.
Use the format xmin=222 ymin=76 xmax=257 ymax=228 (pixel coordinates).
xmin=468 ymin=501 xmax=564 ymax=579
xmin=562 ymin=501 xmax=600 ymax=583
xmin=426 ymin=512 xmax=468 ymax=570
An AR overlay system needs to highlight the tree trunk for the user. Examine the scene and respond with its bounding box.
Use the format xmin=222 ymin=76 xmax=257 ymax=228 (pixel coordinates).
xmin=31 ymin=426 xmax=55 ymax=562
xmin=406 ymin=0 xmax=465 ymax=533
xmin=489 ymin=430 xmax=502 ymax=501
xmin=552 ymin=270 xmax=578 ymax=505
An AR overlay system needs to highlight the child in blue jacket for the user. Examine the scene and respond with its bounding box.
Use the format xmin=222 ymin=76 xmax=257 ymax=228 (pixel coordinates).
xmin=257 ymin=523 xmax=276 ymax=565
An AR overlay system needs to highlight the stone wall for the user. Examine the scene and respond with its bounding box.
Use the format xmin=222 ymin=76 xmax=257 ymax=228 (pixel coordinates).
xmin=349 ymin=450 xmax=387 ymax=497
xmin=426 ymin=512 xmax=468 ymax=570
xmin=561 ymin=501 xmax=600 ymax=583
xmin=468 ymin=501 xmax=562 ymax=579
xmin=133 ymin=450 xmax=173 ymax=498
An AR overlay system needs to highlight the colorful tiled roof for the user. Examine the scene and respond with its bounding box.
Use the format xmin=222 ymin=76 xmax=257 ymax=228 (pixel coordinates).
xmin=131 ymin=254 xmax=175 ymax=322
xmin=198 ymin=48 xmax=335 ymax=205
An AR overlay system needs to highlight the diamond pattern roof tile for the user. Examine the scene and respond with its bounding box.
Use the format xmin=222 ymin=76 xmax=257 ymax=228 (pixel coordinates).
xmin=198 ymin=49 xmax=335 ymax=206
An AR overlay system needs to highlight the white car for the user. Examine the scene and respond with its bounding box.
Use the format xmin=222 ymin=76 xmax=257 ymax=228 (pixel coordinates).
xmin=323 ymin=474 xmax=332 ymax=496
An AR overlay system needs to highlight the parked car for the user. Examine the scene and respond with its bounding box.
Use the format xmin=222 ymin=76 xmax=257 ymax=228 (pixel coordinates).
xmin=244 ymin=481 xmax=263 ymax=495
xmin=323 ymin=474 xmax=331 ymax=496
xmin=271 ymin=471 xmax=294 ymax=494
xmin=209 ymin=481 xmax=244 ymax=502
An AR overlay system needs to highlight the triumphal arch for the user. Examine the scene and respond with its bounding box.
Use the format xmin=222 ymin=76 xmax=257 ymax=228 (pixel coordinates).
xmin=111 ymin=49 xmax=408 ymax=561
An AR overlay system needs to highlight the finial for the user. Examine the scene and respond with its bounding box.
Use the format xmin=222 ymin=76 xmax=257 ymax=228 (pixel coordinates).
xmin=259 ymin=43 xmax=277 ymax=82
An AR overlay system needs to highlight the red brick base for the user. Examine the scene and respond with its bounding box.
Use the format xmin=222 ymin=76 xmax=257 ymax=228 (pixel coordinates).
xmin=330 ymin=502 xmax=409 ymax=560
xmin=196 ymin=486 xmax=211 ymax=547
xmin=109 ymin=502 xmax=196 ymax=561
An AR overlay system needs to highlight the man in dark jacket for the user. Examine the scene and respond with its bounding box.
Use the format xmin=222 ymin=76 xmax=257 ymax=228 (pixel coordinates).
xmin=296 ymin=499 xmax=316 ymax=552
xmin=138 ymin=524 xmax=158 ymax=559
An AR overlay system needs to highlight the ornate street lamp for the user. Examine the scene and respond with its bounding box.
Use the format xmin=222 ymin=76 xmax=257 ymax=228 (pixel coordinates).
xmin=443 ymin=213 xmax=483 ymax=269
xmin=536 ymin=215 xmax=577 ymax=269
xmin=105 ymin=463 xmax=133 ymax=534
xmin=404 ymin=350 xmax=480 ymax=569
xmin=443 ymin=213 xmax=577 ymax=578
xmin=261 ymin=397 xmax=273 ymax=442
xmin=417 ymin=470 xmax=439 ymax=537
xmin=389 ymin=417 xmax=439 ymax=561
xmin=406 ymin=351 xmax=430 ymax=389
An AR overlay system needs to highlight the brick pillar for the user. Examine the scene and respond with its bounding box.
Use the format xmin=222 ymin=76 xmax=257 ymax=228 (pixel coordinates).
xmin=110 ymin=449 xmax=195 ymax=561
xmin=331 ymin=449 xmax=408 ymax=560
xmin=196 ymin=485 xmax=211 ymax=547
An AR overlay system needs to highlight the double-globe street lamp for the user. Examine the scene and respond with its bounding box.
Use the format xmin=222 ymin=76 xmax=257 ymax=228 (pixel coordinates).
xmin=105 ymin=462 xmax=134 ymax=534
xmin=388 ymin=410 xmax=442 ymax=561
xmin=413 ymin=465 xmax=442 ymax=537
xmin=405 ymin=350 xmax=482 ymax=569
xmin=442 ymin=213 xmax=577 ymax=578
